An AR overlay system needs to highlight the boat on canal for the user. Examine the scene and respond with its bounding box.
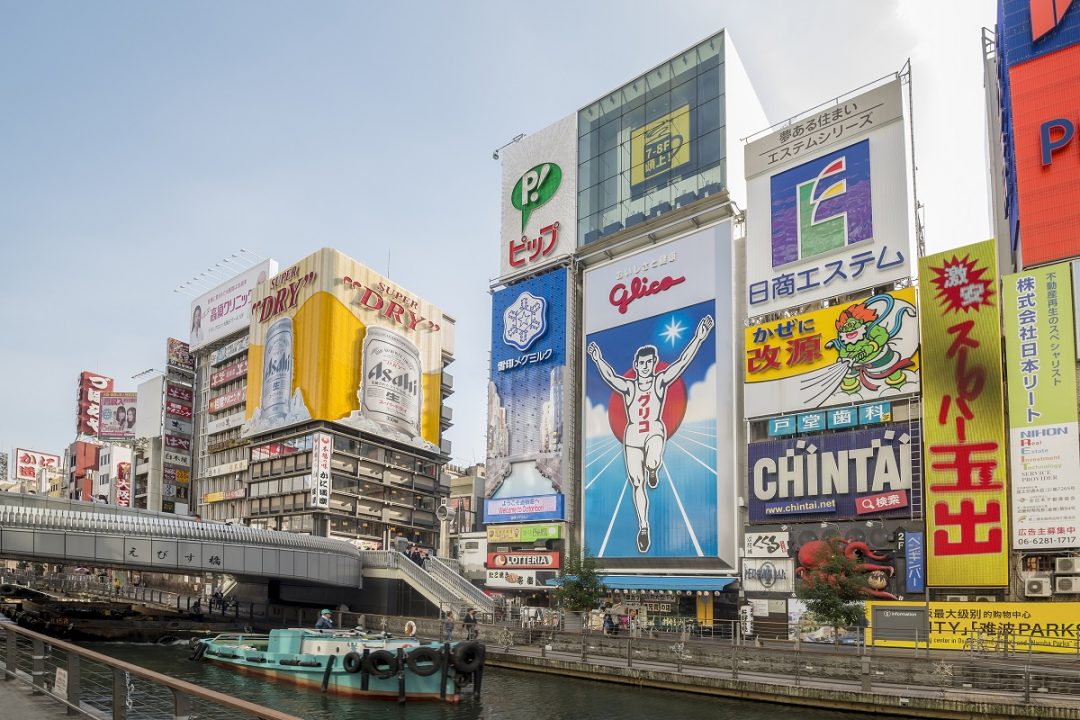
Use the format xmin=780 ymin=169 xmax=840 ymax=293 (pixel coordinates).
xmin=190 ymin=626 xmax=485 ymax=702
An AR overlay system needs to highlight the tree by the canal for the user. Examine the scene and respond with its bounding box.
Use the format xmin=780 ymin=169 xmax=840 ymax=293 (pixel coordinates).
xmin=554 ymin=551 xmax=606 ymax=612
xmin=795 ymin=548 xmax=868 ymax=639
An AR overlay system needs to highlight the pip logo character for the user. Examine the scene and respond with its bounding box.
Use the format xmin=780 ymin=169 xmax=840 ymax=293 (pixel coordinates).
xmin=512 ymin=162 xmax=561 ymax=231
xmin=770 ymin=139 xmax=873 ymax=268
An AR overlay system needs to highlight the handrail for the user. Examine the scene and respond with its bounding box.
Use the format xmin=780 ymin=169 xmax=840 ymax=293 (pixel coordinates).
xmin=1 ymin=622 xmax=300 ymax=719
xmin=426 ymin=556 xmax=493 ymax=612
xmin=359 ymin=551 xmax=458 ymax=607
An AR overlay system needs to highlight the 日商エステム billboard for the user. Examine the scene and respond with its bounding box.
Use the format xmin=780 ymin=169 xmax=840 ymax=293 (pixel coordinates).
xmin=918 ymin=240 xmax=1009 ymax=587
xmin=744 ymin=79 xmax=912 ymax=314
xmin=98 ymin=392 xmax=137 ymax=440
xmin=487 ymin=267 xmax=569 ymax=522
xmin=1003 ymin=263 xmax=1080 ymax=549
xmin=743 ymin=286 xmax=920 ymax=418
xmin=243 ymin=248 xmax=451 ymax=452
xmin=582 ymin=224 xmax=736 ymax=566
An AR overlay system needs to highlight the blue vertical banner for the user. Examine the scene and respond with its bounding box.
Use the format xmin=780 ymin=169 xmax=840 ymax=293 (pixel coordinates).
xmin=905 ymin=531 xmax=925 ymax=594
xmin=486 ymin=268 xmax=567 ymax=514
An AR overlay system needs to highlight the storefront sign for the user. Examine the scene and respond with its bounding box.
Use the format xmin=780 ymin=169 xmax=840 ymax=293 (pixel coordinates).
xmin=205 ymin=460 xmax=249 ymax=478
xmin=487 ymin=551 xmax=560 ymax=569
xmin=743 ymin=532 xmax=790 ymax=558
xmin=485 ymin=568 xmax=556 ymax=590
xmin=743 ymin=558 xmax=794 ymax=593
xmin=485 ymin=494 xmax=564 ymax=523
xmin=209 ymin=387 xmax=246 ymax=414
xmin=207 ymin=412 xmax=244 ymax=435
xmin=210 ymin=358 xmax=248 ymax=389
xmin=485 ymin=523 xmax=562 ymax=543
xmin=309 ymin=432 xmax=331 ymax=509
xmin=211 ymin=336 xmax=250 ymax=366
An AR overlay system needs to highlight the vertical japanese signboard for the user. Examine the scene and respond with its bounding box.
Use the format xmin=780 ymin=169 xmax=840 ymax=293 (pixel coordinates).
xmin=918 ymin=240 xmax=1008 ymax=586
xmin=309 ymin=432 xmax=331 ymax=509
xmin=1003 ymin=264 xmax=1080 ymax=549
xmin=486 ymin=267 xmax=568 ymax=523
xmin=76 ymin=371 xmax=114 ymax=436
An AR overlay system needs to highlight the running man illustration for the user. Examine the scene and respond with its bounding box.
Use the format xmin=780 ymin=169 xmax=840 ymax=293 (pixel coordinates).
xmin=587 ymin=314 xmax=714 ymax=553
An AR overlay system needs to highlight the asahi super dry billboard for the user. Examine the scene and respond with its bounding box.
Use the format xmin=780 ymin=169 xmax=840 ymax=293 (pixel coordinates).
xmin=244 ymin=248 xmax=450 ymax=452
xmin=918 ymin=240 xmax=1009 ymax=587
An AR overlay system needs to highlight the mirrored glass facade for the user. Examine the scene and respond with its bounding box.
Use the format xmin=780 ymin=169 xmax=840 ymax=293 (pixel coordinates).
xmin=578 ymin=32 xmax=727 ymax=246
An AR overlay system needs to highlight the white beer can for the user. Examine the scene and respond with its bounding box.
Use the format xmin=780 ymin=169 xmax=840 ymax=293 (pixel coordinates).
xmin=361 ymin=327 xmax=422 ymax=437
xmin=261 ymin=317 xmax=294 ymax=421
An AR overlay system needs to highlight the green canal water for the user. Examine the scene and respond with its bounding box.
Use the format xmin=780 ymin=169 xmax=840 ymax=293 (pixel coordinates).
xmin=88 ymin=642 xmax=878 ymax=720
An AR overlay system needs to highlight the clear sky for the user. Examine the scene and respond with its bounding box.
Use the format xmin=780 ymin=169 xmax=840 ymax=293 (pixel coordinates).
xmin=0 ymin=1 xmax=997 ymax=468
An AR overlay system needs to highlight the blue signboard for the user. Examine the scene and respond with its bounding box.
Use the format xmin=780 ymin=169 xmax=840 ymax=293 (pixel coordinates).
xmin=826 ymin=407 xmax=859 ymax=429
xmin=747 ymin=422 xmax=922 ymax=523
xmin=905 ymin=530 xmax=925 ymax=593
xmin=768 ymin=416 xmax=796 ymax=437
xmin=796 ymin=411 xmax=827 ymax=434
xmin=487 ymin=268 xmax=567 ymax=513
xmin=858 ymin=401 xmax=892 ymax=425
xmin=998 ymin=0 xmax=1080 ymax=69
xmin=484 ymin=494 xmax=565 ymax=524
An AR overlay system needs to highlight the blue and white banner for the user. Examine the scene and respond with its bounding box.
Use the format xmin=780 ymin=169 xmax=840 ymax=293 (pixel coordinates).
xmin=486 ymin=267 xmax=567 ymax=512
xmin=485 ymin=494 xmax=565 ymax=524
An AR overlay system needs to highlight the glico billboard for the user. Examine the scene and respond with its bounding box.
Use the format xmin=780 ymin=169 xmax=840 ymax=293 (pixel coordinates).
xmin=743 ymin=79 xmax=912 ymax=314
xmin=486 ymin=267 xmax=569 ymax=524
xmin=582 ymin=224 xmax=737 ymax=567
xmin=243 ymin=248 xmax=451 ymax=453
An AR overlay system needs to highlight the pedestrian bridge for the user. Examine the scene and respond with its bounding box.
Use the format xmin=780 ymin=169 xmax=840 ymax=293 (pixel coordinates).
xmin=0 ymin=494 xmax=361 ymax=588
xmin=0 ymin=495 xmax=494 ymax=615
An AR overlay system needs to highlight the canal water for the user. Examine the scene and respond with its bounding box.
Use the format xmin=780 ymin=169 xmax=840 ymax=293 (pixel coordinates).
xmin=89 ymin=642 xmax=876 ymax=720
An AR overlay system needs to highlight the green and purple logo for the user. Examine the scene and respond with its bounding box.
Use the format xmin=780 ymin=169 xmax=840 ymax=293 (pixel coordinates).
xmin=770 ymin=139 xmax=873 ymax=268
xmin=512 ymin=162 xmax=561 ymax=231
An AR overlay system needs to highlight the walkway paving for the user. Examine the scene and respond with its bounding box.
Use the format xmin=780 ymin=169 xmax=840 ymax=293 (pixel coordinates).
xmin=0 ymin=680 xmax=67 ymax=719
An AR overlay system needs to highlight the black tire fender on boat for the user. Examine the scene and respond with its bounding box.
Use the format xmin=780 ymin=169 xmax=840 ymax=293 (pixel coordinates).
xmin=405 ymin=646 xmax=442 ymax=676
xmin=189 ymin=641 xmax=207 ymax=661
xmin=363 ymin=649 xmax=399 ymax=679
xmin=451 ymin=642 xmax=484 ymax=673
xmin=342 ymin=651 xmax=363 ymax=674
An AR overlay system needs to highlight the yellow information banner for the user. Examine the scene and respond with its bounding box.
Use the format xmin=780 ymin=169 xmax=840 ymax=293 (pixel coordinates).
xmin=918 ymin=240 xmax=1009 ymax=586
xmin=631 ymin=105 xmax=691 ymax=186
xmin=867 ymin=601 xmax=1080 ymax=654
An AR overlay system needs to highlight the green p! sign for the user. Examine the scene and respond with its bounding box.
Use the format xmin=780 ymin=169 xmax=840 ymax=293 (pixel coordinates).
xmin=512 ymin=162 xmax=561 ymax=231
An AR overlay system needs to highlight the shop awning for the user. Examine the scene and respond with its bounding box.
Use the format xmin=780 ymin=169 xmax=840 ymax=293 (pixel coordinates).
xmin=546 ymin=575 xmax=736 ymax=592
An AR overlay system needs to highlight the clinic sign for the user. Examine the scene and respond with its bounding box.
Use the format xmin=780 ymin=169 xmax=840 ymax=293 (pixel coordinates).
xmin=748 ymin=423 xmax=918 ymax=523
xmin=498 ymin=114 xmax=577 ymax=280
xmin=744 ymin=79 xmax=911 ymax=314
xmin=918 ymin=240 xmax=1009 ymax=587
xmin=1004 ymin=264 xmax=1080 ymax=549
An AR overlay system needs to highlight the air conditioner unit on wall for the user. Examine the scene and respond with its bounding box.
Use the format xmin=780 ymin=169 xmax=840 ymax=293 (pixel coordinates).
xmin=1056 ymin=557 xmax=1080 ymax=574
xmin=972 ymin=595 xmax=996 ymax=602
xmin=1026 ymin=577 xmax=1053 ymax=598
xmin=944 ymin=595 xmax=969 ymax=602
xmin=1055 ymin=576 xmax=1080 ymax=594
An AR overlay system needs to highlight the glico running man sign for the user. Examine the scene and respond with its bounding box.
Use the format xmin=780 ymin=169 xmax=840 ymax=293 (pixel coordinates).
xmin=582 ymin=224 xmax=737 ymax=566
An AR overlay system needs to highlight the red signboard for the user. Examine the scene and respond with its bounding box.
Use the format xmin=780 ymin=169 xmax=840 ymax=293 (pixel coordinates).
xmin=76 ymin=371 xmax=114 ymax=435
xmin=165 ymin=400 xmax=193 ymax=419
xmin=210 ymin=358 xmax=248 ymax=389
xmin=115 ymin=462 xmax=132 ymax=508
xmin=486 ymin=551 xmax=561 ymax=570
xmin=166 ymin=384 xmax=193 ymax=402
xmin=14 ymin=449 xmax=61 ymax=483
xmin=1010 ymin=43 xmax=1080 ymax=267
xmin=209 ymin=387 xmax=246 ymax=414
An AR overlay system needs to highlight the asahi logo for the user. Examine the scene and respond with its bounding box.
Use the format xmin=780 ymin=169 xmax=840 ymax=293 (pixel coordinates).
xmin=266 ymin=352 xmax=291 ymax=375
xmin=367 ymin=361 xmax=418 ymax=396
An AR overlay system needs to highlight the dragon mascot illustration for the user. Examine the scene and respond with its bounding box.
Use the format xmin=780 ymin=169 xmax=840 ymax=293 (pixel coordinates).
xmin=796 ymin=536 xmax=897 ymax=600
xmin=826 ymin=293 xmax=917 ymax=395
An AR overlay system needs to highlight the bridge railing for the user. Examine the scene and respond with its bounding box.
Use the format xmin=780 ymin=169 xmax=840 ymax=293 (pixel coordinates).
xmin=359 ymin=550 xmax=460 ymax=609
xmin=425 ymin=556 xmax=493 ymax=614
xmin=0 ymin=621 xmax=300 ymax=719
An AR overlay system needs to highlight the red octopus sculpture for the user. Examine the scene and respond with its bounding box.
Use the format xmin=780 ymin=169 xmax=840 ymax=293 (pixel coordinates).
xmin=795 ymin=536 xmax=897 ymax=600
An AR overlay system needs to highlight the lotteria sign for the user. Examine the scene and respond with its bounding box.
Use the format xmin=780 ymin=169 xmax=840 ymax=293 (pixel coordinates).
xmin=487 ymin=551 xmax=560 ymax=569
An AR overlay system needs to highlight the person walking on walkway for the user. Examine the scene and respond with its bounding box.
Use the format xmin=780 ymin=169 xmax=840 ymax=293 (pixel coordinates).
xmin=442 ymin=611 xmax=455 ymax=642
xmin=463 ymin=608 xmax=478 ymax=640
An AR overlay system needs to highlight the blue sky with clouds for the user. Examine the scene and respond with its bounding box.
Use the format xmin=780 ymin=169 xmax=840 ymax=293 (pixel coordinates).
xmin=0 ymin=1 xmax=995 ymax=466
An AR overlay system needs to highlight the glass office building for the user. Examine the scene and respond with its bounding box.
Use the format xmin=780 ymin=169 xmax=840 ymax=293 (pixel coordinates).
xmin=578 ymin=32 xmax=728 ymax=246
